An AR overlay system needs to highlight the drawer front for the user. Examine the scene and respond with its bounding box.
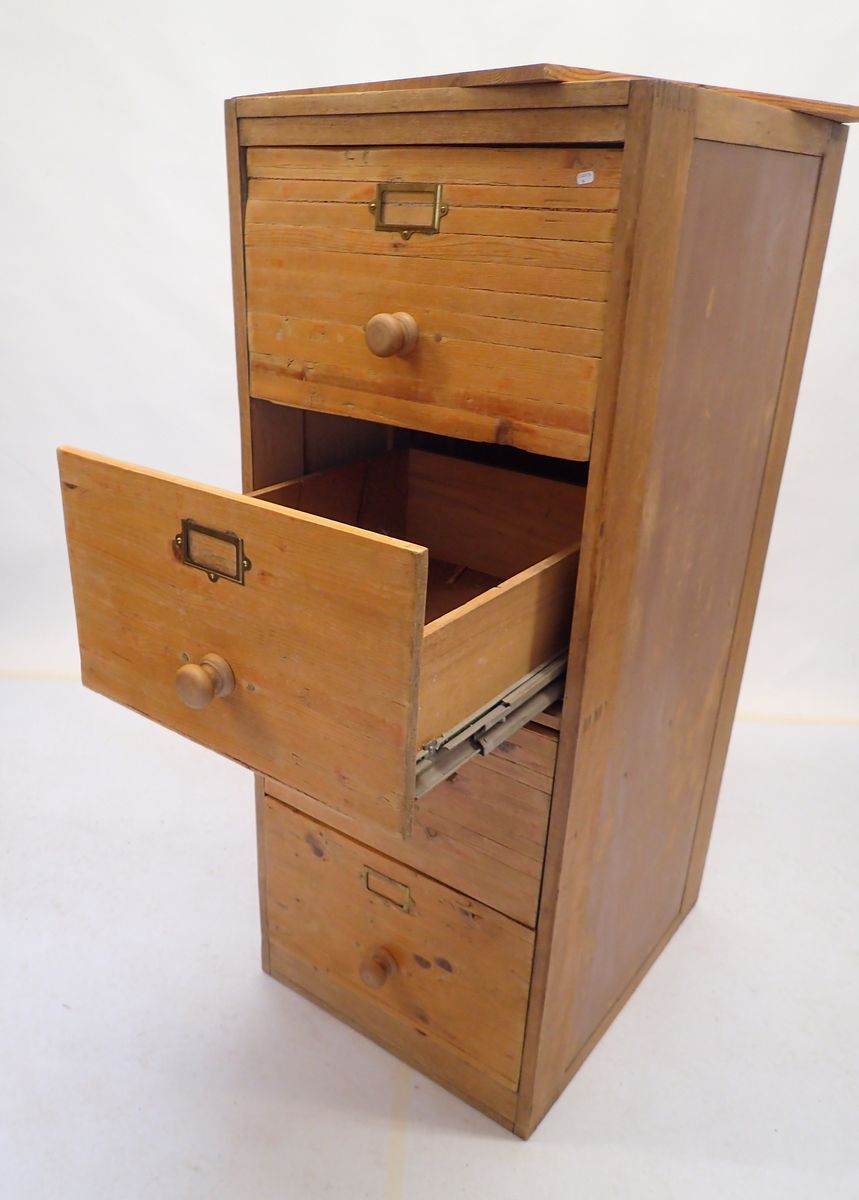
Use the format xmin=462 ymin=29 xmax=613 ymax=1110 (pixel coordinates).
xmin=59 ymin=447 xmax=426 ymax=835
xmin=243 ymin=145 xmax=622 ymax=460
xmin=60 ymin=447 xmax=578 ymax=839
xmin=262 ymin=798 xmax=535 ymax=1088
xmin=265 ymin=721 xmax=558 ymax=927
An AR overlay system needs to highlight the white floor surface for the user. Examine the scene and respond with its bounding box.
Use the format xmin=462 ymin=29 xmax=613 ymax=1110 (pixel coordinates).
xmin=1 ymin=680 xmax=857 ymax=1199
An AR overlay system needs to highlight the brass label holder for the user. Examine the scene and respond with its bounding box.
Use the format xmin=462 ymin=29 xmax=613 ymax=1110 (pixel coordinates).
xmin=369 ymin=182 xmax=448 ymax=239
xmin=174 ymin=519 xmax=251 ymax=585
xmin=363 ymin=867 xmax=413 ymax=912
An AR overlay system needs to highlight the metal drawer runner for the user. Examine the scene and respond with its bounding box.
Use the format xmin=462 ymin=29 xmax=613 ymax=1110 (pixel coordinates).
xmin=415 ymin=653 xmax=565 ymax=799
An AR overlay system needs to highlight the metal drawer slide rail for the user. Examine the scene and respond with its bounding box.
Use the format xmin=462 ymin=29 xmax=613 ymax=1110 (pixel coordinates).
xmin=414 ymin=653 xmax=566 ymax=798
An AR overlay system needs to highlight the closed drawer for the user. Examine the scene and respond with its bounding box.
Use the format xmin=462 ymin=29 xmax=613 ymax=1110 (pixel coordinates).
xmin=243 ymin=144 xmax=622 ymax=460
xmin=59 ymin=446 xmax=583 ymax=837
xmin=261 ymin=797 xmax=535 ymax=1091
xmin=266 ymin=720 xmax=559 ymax=927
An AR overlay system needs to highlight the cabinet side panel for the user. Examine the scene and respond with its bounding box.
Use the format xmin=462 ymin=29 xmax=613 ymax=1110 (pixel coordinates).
xmin=583 ymin=141 xmax=819 ymax=987
xmin=682 ymin=125 xmax=847 ymax=908
xmin=225 ymin=100 xmax=253 ymax=491
xmin=522 ymin=137 xmax=821 ymax=1131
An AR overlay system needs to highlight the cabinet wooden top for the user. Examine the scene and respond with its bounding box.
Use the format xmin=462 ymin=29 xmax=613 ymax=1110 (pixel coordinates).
xmin=231 ymin=62 xmax=859 ymax=124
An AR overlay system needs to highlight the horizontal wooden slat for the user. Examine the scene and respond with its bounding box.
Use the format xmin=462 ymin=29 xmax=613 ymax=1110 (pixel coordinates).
xmin=416 ymin=768 xmax=548 ymax=860
xmin=694 ymin=89 xmax=833 ymax=154
xmin=236 ymin=62 xmax=859 ymax=122
xmin=248 ymin=369 xmax=592 ymax=459
xmin=247 ymin=178 xmax=621 ymax=212
xmin=244 ymin=221 xmax=613 ymax=273
xmin=246 ymin=243 xmax=610 ymax=302
xmin=245 ymin=196 xmax=617 ymax=243
xmin=242 ymin=63 xmax=617 ymax=98
xmin=246 ymin=145 xmax=625 ymax=187
xmin=247 ymin=279 xmax=604 ymax=357
xmin=250 ymin=354 xmax=593 ymax=438
xmin=530 ymin=699 xmax=563 ymax=732
xmin=247 ymin=254 xmax=606 ymax=328
xmin=237 ymin=80 xmax=631 ymax=118
xmin=497 ymin=724 xmax=559 ymax=776
xmin=481 ymin=725 xmax=559 ymax=791
xmin=238 ymin=107 xmax=627 ymax=147
xmin=709 ymin=85 xmax=859 ymax=125
xmin=247 ymin=314 xmax=598 ymax=410
xmin=249 ymin=309 xmax=597 ymax=383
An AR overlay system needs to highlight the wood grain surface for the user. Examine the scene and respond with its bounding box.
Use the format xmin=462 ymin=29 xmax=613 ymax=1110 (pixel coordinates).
xmin=243 ymin=145 xmax=623 ymax=459
xmin=59 ymin=447 xmax=427 ymax=836
xmin=261 ymin=798 xmax=535 ymax=1088
xmin=517 ymin=81 xmax=825 ymax=1134
xmin=265 ymin=723 xmax=556 ymax=927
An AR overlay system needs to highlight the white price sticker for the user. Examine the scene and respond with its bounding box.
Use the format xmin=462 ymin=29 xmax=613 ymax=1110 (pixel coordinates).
xmin=576 ymin=170 xmax=595 ymax=186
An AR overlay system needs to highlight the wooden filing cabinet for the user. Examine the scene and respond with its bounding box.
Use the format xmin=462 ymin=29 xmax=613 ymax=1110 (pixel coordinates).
xmin=59 ymin=64 xmax=856 ymax=1136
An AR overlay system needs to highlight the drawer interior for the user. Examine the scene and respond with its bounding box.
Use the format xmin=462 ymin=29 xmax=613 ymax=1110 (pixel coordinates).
xmin=252 ymin=448 xmax=585 ymax=745
xmin=252 ymin=447 xmax=584 ymax=621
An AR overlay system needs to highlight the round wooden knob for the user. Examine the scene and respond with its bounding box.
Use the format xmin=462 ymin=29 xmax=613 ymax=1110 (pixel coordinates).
xmin=175 ymin=653 xmax=235 ymax=709
xmin=359 ymin=948 xmax=397 ymax=989
xmin=365 ymin=312 xmax=418 ymax=358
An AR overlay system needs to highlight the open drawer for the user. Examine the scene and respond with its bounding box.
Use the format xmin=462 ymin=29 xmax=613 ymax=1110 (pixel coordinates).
xmin=59 ymin=446 xmax=584 ymax=836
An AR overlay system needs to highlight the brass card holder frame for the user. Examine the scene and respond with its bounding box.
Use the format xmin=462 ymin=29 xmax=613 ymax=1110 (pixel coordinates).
xmin=369 ymin=182 xmax=448 ymax=239
xmin=174 ymin=519 xmax=251 ymax=585
xmin=362 ymin=867 xmax=414 ymax=912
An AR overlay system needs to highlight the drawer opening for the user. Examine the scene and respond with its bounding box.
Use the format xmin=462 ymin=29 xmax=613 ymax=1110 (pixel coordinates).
xmin=251 ymin=447 xmax=585 ymax=754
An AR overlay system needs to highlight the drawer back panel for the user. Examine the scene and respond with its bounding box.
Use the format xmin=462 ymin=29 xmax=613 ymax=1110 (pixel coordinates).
xmin=243 ymin=146 xmax=622 ymax=460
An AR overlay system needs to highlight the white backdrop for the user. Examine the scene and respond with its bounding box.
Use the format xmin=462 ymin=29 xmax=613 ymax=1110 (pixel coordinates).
xmin=2 ymin=0 xmax=857 ymax=719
